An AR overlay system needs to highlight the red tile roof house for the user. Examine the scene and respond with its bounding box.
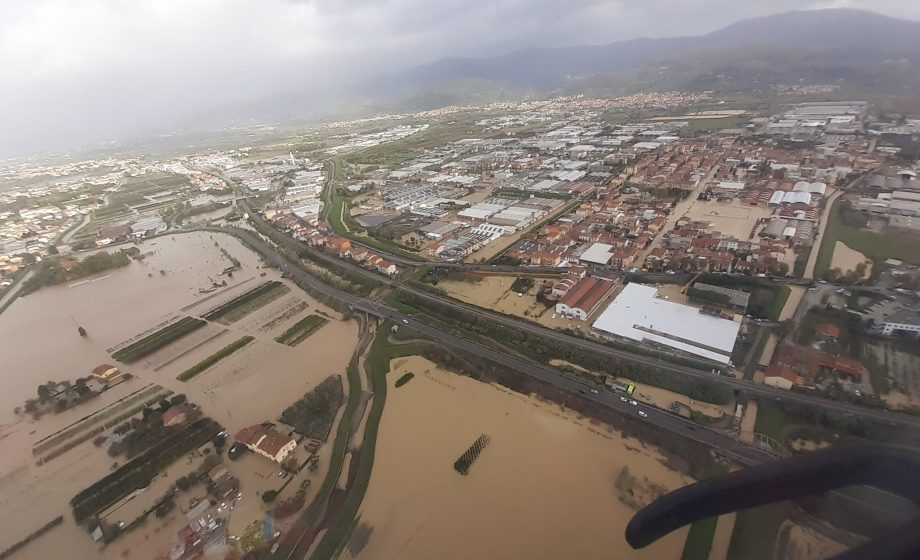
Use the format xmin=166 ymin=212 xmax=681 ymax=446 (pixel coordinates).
xmin=815 ymin=323 xmax=841 ymax=343
xmin=234 ymin=424 xmax=297 ymax=463
xmin=764 ymin=365 xmax=803 ymax=390
xmin=554 ymin=276 xmax=616 ymax=321
xmin=162 ymin=405 xmax=191 ymax=427
xmin=376 ymin=259 xmax=397 ymax=276
xmin=349 ymin=247 xmax=370 ymax=262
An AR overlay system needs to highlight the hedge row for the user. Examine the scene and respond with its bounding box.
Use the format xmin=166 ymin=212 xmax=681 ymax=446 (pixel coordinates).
xmin=275 ymin=315 xmax=328 ymax=346
xmin=394 ymin=372 xmax=415 ymax=388
xmin=37 ymin=391 xmax=172 ymax=463
xmin=112 ymin=317 xmax=206 ymax=363
xmin=70 ymin=418 xmax=221 ymax=522
xmin=202 ymin=281 xmax=283 ymax=321
xmin=177 ymin=336 xmax=254 ymax=381
xmin=0 ymin=516 xmax=64 ymax=559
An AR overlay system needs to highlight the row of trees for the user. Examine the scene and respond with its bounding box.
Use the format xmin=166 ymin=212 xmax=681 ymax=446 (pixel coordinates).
xmin=23 ymin=247 xmax=140 ymax=295
xmin=454 ymin=434 xmax=491 ymax=475
xmin=280 ymin=375 xmax=344 ymax=440
xmin=72 ymin=417 xmax=222 ymax=523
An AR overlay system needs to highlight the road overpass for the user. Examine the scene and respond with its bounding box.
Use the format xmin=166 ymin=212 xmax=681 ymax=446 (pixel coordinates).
xmin=228 ymin=206 xmax=920 ymax=431
xmin=204 ymin=224 xmax=918 ymax=524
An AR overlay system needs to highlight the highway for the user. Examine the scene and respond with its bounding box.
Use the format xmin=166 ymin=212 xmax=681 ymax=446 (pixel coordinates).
xmin=230 ymin=206 xmax=920 ymax=431
xmin=204 ymin=225 xmax=770 ymax=463
xmin=205 ymin=224 xmax=918 ymax=523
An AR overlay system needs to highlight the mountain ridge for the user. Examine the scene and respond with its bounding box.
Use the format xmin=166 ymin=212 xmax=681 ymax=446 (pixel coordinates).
xmin=364 ymin=8 xmax=920 ymax=108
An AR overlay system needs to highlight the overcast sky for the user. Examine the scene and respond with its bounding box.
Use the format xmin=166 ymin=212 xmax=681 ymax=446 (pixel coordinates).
xmin=1 ymin=0 xmax=919 ymax=158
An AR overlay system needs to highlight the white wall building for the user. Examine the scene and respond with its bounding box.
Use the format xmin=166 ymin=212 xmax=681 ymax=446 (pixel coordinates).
xmin=592 ymin=283 xmax=741 ymax=364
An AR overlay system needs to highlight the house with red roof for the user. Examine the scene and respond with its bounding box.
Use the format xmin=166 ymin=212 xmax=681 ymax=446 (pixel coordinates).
xmin=234 ymin=424 xmax=297 ymax=464
xmin=555 ymin=276 xmax=615 ymax=321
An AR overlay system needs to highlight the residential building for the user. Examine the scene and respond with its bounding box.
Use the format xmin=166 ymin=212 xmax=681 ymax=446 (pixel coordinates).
xmin=234 ymin=424 xmax=297 ymax=463
xmin=764 ymin=365 xmax=802 ymax=390
xmin=162 ymin=405 xmax=190 ymax=427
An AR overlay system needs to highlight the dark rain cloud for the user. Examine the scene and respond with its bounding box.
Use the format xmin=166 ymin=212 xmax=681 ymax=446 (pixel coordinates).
xmin=0 ymin=0 xmax=918 ymax=157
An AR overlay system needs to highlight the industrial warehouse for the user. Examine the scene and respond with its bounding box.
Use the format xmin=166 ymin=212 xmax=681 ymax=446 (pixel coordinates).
xmin=592 ymin=283 xmax=742 ymax=364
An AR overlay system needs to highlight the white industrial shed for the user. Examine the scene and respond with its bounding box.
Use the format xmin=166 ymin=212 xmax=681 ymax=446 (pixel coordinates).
xmin=592 ymin=283 xmax=741 ymax=364
xmin=578 ymin=243 xmax=615 ymax=265
xmin=769 ymin=191 xmax=812 ymax=206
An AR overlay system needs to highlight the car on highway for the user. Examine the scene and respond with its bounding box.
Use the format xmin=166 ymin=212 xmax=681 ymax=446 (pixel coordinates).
xmin=638 ymin=410 xmax=648 ymax=418
xmin=402 ymin=319 xmax=408 ymax=324
xmin=590 ymin=388 xmax=598 ymax=394
xmin=620 ymin=396 xmax=627 ymax=402
xmin=629 ymin=399 xmax=638 ymax=406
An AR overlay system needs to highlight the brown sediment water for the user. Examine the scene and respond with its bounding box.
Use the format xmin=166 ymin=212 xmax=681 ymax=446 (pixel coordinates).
xmin=353 ymin=356 xmax=692 ymax=560
xmin=830 ymin=242 xmax=871 ymax=279
xmin=0 ymin=231 xmax=359 ymax=557
xmin=685 ymin=200 xmax=773 ymax=240
xmin=438 ymin=275 xmax=574 ymax=329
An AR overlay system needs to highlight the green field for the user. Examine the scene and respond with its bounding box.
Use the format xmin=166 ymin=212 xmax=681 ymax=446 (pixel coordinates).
xmin=309 ymin=330 xmax=433 ymax=560
xmin=681 ymin=517 xmax=718 ymax=560
xmin=275 ymin=315 xmax=329 ymax=346
xmin=726 ymin=503 xmax=789 ymax=560
xmin=753 ymin=400 xmax=793 ymax=444
xmin=273 ymin=358 xmax=362 ymax=558
xmin=177 ymin=336 xmax=254 ymax=381
xmin=814 ymin=198 xmax=920 ymax=277
xmin=112 ymin=317 xmax=206 ymax=363
xmin=678 ymin=115 xmax=748 ymax=135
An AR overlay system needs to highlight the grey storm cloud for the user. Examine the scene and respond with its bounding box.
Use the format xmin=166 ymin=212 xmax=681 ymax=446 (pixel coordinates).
xmin=1 ymin=0 xmax=918 ymax=157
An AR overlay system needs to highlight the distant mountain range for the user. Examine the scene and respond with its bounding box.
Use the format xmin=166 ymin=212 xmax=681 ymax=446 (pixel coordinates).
xmin=96 ymin=9 xmax=920 ymax=158
xmin=361 ymin=9 xmax=920 ymax=110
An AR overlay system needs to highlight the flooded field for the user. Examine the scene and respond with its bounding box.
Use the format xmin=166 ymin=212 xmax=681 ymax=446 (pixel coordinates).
xmin=352 ymin=356 xmax=691 ymax=560
xmin=685 ymin=200 xmax=773 ymax=240
xmin=438 ymin=275 xmax=581 ymax=330
xmin=0 ymin=231 xmax=359 ymax=557
xmin=780 ymin=286 xmax=805 ymax=322
xmin=830 ymin=241 xmax=871 ymax=279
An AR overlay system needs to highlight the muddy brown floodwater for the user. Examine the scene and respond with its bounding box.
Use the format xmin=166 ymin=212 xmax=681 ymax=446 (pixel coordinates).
xmin=830 ymin=241 xmax=871 ymax=279
xmin=0 ymin=231 xmax=359 ymax=559
xmin=352 ymin=356 xmax=691 ymax=560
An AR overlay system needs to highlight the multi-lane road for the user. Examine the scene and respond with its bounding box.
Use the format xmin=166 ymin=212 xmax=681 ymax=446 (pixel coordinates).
xmin=207 ymin=224 xmax=768 ymax=461
xmin=208 ymin=224 xmax=919 ymax=523
xmin=229 ymin=206 xmax=920 ymax=431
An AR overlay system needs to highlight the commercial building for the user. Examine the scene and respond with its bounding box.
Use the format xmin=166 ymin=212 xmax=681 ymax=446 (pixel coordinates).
xmin=419 ymin=220 xmax=462 ymax=240
xmin=592 ymin=283 xmax=741 ymax=364
xmin=870 ymin=309 xmax=920 ymax=338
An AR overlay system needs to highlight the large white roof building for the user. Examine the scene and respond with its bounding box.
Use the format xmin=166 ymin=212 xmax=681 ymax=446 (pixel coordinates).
xmin=592 ymin=283 xmax=741 ymax=364
xmin=578 ymin=243 xmax=615 ymax=266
